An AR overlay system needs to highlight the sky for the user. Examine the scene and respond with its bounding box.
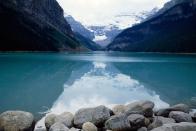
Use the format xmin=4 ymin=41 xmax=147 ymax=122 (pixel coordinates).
xmin=57 ymin=0 xmax=169 ymax=27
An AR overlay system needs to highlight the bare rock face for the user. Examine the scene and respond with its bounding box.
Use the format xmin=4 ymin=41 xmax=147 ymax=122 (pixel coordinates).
xmin=0 ymin=111 xmax=35 ymax=131
xmin=169 ymin=111 xmax=192 ymax=123
xmin=151 ymin=122 xmax=196 ymax=131
xmin=74 ymin=106 xmax=111 ymax=128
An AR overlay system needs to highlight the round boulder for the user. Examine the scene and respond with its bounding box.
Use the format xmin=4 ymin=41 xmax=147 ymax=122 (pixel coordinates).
xmin=127 ymin=114 xmax=145 ymax=130
xmin=171 ymin=104 xmax=190 ymax=113
xmin=155 ymin=104 xmax=190 ymax=117
xmin=112 ymin=105 xmax=126 ymax=115
xmin=151 ymin=122 xmax=196 ymax=131
xmin=169 ymin=111 xmax=192 ymax=123
xmin=138 ymin=127 xmax=147 ymax=131
xmin=105 ymin=113 xmax=131 ymax=131
xmin=0 ymin=111 xmax=34 ymax=131
xmin=45 ymin=114 xmax=57 ymax=130
xmin=82 ymin=122 xmax=97 ymax=131
xmin=49 ymin=122 xmax=69 ymax=131
xmin=148 ymin=116 xmax=175 ymax=130
xmin=126 ymin=101 xmax=154 ymax=117
xmin=55 ymin=112 xmax=74 ymax=128
xmin=74 ymin=105 xmax=111 ymax=128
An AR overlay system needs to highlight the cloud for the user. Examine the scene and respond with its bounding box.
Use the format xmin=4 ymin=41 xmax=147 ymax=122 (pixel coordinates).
xmin=57 ymin=0 xmax=169 ymax=26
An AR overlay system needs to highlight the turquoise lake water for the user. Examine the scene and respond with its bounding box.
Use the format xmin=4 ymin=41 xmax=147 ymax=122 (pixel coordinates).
xmin=0 ymin=52 xmax=196 ymax=119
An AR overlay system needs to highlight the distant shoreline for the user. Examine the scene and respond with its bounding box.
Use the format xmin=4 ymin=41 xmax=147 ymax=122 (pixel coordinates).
xmin=0 ymin=51 xmax=196 ymax=55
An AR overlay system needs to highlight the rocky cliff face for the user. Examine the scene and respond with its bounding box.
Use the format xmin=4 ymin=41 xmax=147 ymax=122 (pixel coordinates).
xmin=108 ymin=0 xmax=196 ymax=52
xmin=0 ymin=0 xmax=82 ymax=51
xmin=65 ymin=15 xmax=95 ymax=40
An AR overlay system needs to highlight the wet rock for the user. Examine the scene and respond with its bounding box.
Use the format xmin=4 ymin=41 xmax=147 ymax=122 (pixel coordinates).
xmin=45 ymin=114 xmax=57 ymax=130
xmin=55 ymin=112 xmax=74 ymax=128
xmin=151 ymin=122 xmax=196 ymax=131
xmin=105 ymin=113 xmax=131 ymax=131
xmin=155 ymin=104 xmax=190 ymax=117
xmin=138 ymin=127 xmax=147 ymax=131
xmin=49 ymin=122 xmax=69 ymax=131
xmin=148 ymin=116 xmax=175 ymax=130
xmin=169 ymin=111 xmax=192 ymax=123
xmin=74 ymin=105 xmax=111 ymax=128
xmin=126 ymin=101 xmax=155 ymax=117
xmin=127 ymin=114 xmax=145 ymax=130
xmin=112 ymin=105 xmax=126 ymax=115
xmin=82 ymin=122 xmax=97 ymax=131
xmin=0 ymin=111 xmax=34 ymax=131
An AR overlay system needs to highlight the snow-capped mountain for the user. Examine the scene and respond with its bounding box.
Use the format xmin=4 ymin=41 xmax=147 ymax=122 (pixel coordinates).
xmin=64 ymin=8 xmax=159 ymax=47
xmin=87 ymin=9 xmax=159 ymax=47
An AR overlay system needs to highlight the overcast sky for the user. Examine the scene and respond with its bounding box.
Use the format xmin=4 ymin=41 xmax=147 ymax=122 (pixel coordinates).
xmin=57 ymin=0 xmax=169 ymax=26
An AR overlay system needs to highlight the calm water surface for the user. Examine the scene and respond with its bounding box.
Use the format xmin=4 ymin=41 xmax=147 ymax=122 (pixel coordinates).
xmin=0 ymin=52 xmax=196 ymax=119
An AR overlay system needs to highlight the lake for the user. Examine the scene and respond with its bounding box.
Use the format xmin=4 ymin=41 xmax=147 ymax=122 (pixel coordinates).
xmin=0 ymin=52 xmax=196 ymax=119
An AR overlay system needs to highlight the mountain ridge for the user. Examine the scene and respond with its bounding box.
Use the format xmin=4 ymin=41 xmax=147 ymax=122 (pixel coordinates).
xmin=107 ymin=0 xmax=196 ymax=52
xmin=0 ymin=0 xmax=84 ymax=51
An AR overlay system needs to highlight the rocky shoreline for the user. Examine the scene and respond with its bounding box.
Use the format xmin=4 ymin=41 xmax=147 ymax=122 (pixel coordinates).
xmin=1 ymin=101 xmax=196 ymax=131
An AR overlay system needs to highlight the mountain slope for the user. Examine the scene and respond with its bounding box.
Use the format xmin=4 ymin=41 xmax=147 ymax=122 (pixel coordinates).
xmin=108 ymin=0 xmax=196 ymax=52
xmin=65 ymin=15 xmax=95 ymax=41
xmin=0 ymin=0 xmax=82 ymax=51
xmin=65 ymin=15 xmax=101 ymax=50
xmin=74 ymin=32 xmax=101 ymax=51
